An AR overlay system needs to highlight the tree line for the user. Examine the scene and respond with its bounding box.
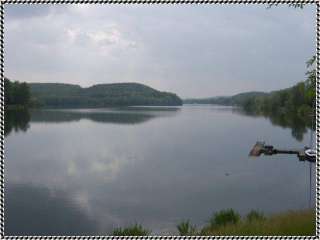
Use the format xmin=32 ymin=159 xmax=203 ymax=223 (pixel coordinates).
xmin=5 ymin=77 xmax=31 ymax=108
xmin=4 ymin=79 xmax=183 ymax=108
xmin=241 ymin=56 xmax=316 ymax=119
xmin=29 ymin=82 xmax=183 ymax=107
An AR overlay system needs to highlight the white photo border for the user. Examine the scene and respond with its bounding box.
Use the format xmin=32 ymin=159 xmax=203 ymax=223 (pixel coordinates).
xmin=0 ymin=1 xmax=318 ymax=239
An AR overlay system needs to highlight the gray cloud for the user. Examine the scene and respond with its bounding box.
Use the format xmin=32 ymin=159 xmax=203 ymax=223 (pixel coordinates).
xmin=5 ymin=4 xmax=315 ymax=98
xmin=5 ymin=4 xmax=55 ymax=19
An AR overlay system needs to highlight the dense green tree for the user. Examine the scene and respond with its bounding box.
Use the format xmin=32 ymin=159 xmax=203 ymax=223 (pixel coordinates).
xmin=4 ymin=77 xmax=31 ymax=107
xmin=4 ymin=78 xmax=13 ymax=105
xmin=240 ymin=56 xmax=315 ymax=117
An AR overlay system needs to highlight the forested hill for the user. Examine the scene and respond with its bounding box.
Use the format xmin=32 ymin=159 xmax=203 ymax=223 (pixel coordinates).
xmin=29 ymin=82 xmax=183 ymax=107
xmin=184 ymin=92 xmax=267 ymax=106
xmin=185 ymin=57 xmax=315 ymax=119
xmin=184 ymin=79 xmax=315 ymax=119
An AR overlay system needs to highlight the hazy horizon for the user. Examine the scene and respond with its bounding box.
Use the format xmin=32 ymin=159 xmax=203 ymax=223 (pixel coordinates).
xmin=5 ymin=4 xmax=315 ymax=98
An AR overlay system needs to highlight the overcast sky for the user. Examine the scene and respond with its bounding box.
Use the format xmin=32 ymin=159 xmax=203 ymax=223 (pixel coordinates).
xmin=5 ymin=4 xmax=315 ymax=98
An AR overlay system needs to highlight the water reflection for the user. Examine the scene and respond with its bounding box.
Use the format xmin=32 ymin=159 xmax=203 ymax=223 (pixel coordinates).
xmin=233 ymin=108 xmax=313 ymax=142
xmin=5 ymin=183 xmax=98 ymax=236
xmin=5 ymin=109 xmax=30 ymax=136
xmin=30 ymin=107 xmax=180 ymax=124
xmin=4 ymin=107 xmax=180 ymax=135
xmin=5 ymin=107 xmax=312 ymax=141
xmin=5 ymin=105 xmax=315 ymax=235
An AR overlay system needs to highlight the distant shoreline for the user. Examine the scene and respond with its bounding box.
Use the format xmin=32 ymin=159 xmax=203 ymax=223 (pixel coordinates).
xmin=29 ymin=82 xmax=183 ymax=108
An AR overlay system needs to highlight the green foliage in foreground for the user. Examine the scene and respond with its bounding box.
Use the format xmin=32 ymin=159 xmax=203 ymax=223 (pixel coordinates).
xmin=177 ymin=220 xmax=197 ymax=236
xmin=209 ymin=209 xmax=241 ymax=228
xmin=246 ymin=210 xmax=266 ymax=223
xmin=201 ymin=209 xmax=315 ymax=236
xmin=112 ymin=224 xmax=150 ymax=236
xmin=177 ymin=209 xmax=314 ymax=236
xmin=112 ymin=209 xmax=315 ymax=236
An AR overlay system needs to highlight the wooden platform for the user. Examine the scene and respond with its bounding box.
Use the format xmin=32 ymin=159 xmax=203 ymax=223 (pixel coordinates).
xmin=249 ymin=141 xmax=265 ymax=157
xmin=249 ymin=141 xmax=316 ymax=162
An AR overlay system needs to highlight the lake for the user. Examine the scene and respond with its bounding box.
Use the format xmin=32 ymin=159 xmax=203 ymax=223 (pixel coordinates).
xmin=5 ymin=105 xmax=315 ymax=235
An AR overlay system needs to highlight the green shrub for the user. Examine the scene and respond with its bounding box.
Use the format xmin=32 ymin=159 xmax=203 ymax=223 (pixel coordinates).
xmin=246 ymin=210 xmax=266 ymax=222
xmin=209 ymin=209 xmax=240 ymax=227
xmin=201 ymin=209 xmax=315 ymax=236
xmin=112 ymin=224 xmax=150 ymax=236
xmin=177 ymin=220 xmax=197 ymax=236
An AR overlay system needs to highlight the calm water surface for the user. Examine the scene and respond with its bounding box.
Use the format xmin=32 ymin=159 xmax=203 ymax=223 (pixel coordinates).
xmin=5 ymin=105 xmax=315 ymax=235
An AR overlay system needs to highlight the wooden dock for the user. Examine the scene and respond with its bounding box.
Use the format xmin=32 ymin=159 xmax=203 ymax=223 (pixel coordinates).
xmin=249 ymin=141 xmax=315 ymax=162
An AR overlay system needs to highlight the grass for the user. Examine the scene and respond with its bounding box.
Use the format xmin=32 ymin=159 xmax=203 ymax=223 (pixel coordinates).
xmin=200 ymin=209 xmax=315 ymax=236
xmin=110 ymin=209 xmax=315 ymax=236
xmin=177 ymin=220 xmax=197 ymax=236
xmin=112 ymin=224 xmax=150 ymax=236
xmin=246 ymin=210 xmax=266 ymax=223
xmin=208 ymin=208 xmax=240 ymax=228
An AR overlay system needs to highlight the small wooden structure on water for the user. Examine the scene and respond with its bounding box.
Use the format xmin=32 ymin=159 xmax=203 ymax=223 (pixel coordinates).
xmin=249 ymin=141 xmax=316 ymax=162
